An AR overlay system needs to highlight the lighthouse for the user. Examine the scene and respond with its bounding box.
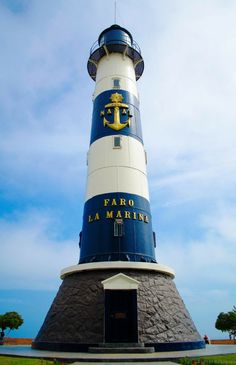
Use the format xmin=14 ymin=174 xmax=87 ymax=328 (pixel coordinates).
xmin=33 ymin=25 xmax=204 ymax=352
xmin=80 ymin=24 xmax=156 ymax=265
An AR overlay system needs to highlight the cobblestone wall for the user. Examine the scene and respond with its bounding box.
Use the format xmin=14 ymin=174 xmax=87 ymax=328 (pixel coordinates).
xmin=34 ymin=269 xmax=201 ymax=345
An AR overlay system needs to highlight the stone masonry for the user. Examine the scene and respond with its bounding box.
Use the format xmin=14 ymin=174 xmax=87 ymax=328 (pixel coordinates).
xmin=33 ymin=269 xmax=201 ymax=347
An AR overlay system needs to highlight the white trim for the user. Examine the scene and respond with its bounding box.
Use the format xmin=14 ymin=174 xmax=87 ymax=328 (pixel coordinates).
xmin=102 ymin=273 xmax=140 ymax=290
xmin=60 ymin=261 xmax=175 ymax=279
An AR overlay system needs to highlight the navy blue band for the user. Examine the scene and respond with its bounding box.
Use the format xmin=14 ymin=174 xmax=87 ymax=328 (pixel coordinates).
xmin=90 ymin=89 xmax=143 ymax=145
xmin=79 ymin=192 xmax=156 ymax=264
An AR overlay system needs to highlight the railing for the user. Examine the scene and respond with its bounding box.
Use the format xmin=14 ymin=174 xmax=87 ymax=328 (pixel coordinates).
xmin=89 ymin=38 xmax=142 ymax=56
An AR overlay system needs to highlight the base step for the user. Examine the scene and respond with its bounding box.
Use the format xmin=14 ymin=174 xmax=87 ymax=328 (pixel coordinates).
xmin=88 ymin=344 xmax=155 ymax=353
xmin=98 ymin=342 xmax=145 ymax=348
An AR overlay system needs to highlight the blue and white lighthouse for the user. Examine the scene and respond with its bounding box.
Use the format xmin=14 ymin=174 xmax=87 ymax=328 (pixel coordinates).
xmin=33 ymin=25 xmax=204 ymax=353
xmin=80 ymin=24 xmax=156 ymax=265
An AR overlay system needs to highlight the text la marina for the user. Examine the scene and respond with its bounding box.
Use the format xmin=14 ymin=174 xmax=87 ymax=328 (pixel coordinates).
xmin=88 ymin=197 xmax=149 ymax=223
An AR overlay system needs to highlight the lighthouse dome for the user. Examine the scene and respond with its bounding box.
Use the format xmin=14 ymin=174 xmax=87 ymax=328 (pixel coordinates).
xmin=88 ymin=24 xmax=144 ymax=81
xmin=98 ymin=24 xmax=133 ymax=48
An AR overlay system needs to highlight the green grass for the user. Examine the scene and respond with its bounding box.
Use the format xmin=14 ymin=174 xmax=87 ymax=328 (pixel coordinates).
xmin=0 ymin=357 xmax=56 ymax=365
xmin=1 ymin=354 xmax=236 ymax=365
xmin=178 ymin=354 xmax=236 ymax=365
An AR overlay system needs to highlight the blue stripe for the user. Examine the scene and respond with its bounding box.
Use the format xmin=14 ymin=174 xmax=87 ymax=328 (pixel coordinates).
xmin=149 ymin=341 xmax=206 ymax=352
xmin=33 ymin=340 xmax=205 ymax=352
xmin=79 ymin=192 xmax=156 ymax=264
xmin=90 ymin=89 xmax=143 ymax=145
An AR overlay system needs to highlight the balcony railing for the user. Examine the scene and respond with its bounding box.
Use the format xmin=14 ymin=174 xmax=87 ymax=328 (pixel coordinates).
xmin=89 ymin=38 xmax=142 ymax=57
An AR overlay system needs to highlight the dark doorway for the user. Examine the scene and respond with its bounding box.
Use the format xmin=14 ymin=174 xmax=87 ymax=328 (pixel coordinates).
xmin=105 ymin=289 xmax=138 ymax=343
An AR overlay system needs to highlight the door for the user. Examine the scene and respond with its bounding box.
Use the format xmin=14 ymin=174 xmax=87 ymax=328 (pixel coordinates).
xmin=105 ymin=289 xmax=138 ymax=343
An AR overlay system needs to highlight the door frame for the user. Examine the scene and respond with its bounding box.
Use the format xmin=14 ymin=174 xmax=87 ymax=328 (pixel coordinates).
xmin=102 ymin=273 xmax=139 ymax=343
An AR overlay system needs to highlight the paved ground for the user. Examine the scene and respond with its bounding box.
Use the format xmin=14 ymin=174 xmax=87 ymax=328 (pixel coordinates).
xmin=0 ymin=345 xmax=236 ymax=363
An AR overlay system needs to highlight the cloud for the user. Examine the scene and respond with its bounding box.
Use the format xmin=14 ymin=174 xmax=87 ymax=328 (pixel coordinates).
xmin=0 ymin=209 xmax=78 ymax=290
xmin=0 ymin=0 xmax=94 ymax=196
xmin=140 ymin=2 xmax=236 ymax=158
xmin=158 ymin=204 xmax=236 ymax=288
xmin=155 ymin=204 xmax=236 ymax=337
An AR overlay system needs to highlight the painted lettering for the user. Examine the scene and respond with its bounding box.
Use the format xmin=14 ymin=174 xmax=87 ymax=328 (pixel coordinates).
xmin=124 ymin=211 xmax=131 ymax=219
xmin=94 ymin=212 xmax=100 ymax=221
xmin=104 ymin=199 xmax=110 ymax=206
xmin=88 ymin=215 xmax=93 ymax=223
xmin=116 ymin=210 xmax=122 ymax=218
xmin=138 ymin=213 xmax=144 ymax=221
xmin=119 ymin=198 xmax=126 ymax=206
xmin=111 ymin=198 xmax=117 ymax=206
xmin=133 ymin=212 xmax=137 ymax=220
xmin=144 ymin=215 xmax=149 ymax=223
xmin=128 ymin=199 xmax=134 ymax=207
xmin=106 ymin=211 xmax=114 ymax=219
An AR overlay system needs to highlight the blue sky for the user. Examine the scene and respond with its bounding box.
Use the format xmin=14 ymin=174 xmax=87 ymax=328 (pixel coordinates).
xmin=0 ymin=0 xmax=236 ymax=341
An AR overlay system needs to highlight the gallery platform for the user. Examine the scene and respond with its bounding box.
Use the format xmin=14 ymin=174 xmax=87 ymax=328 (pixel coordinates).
xmin=0 ymin=344 xmax=236 ymax=363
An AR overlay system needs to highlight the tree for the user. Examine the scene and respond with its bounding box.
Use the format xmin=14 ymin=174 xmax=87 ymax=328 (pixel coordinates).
xmin=215 ymin=306 xmax=236 ymax=339
xmin=0 ymin=312 xmax=24 ymax=341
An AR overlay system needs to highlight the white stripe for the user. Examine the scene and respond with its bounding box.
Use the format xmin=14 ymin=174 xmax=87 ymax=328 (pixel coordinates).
xmin=94 ymin=53 xmax=138 ymax=99
xmin=88 ymin=136 xmax=147 ymax=174
xmin=85 ymin=136 xmax=149 ymax=201
xmin=86 ymin=166 xmax=149 ymax=201
xmin=61 ymin=262 xmax=175 ymax=279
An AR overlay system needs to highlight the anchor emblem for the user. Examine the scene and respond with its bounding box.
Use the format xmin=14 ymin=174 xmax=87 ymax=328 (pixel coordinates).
xmin=100 ymin=92 xmax=132 ymax=131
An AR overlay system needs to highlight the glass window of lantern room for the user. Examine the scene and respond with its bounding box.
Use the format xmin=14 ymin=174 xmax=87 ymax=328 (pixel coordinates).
xmin=113 ymin=136 xmax=121 ymax=149
xmin=113 ymin=78 xmax=120 ymax=89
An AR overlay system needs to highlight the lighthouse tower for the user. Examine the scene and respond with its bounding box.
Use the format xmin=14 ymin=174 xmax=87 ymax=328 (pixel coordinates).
xmin=33 ymin=25 xmax=204 ymax=352
xmin=80 ymin=24 xmax=156 ymax=265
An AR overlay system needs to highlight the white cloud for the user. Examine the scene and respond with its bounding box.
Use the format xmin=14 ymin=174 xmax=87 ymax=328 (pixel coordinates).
xmin=0 ymin=1 xmax=93 ymax=196
xmin=0 ymin=210 xmax=78 ymax=290
xmin=134 ymin=1 xmax=236 ymax=213
xmin=156 ymin=204 xmax=236 ymax=337
xmin=158 ymin=204 xmax=236 ymax=292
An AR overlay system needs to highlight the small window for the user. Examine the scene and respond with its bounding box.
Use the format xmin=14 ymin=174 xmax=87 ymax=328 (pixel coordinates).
xmin=153 ymin=231 xmax=157 ymax=248
xmin=114 ymin=219 xmax=124 ymax=237
xmin=144 ymin=150 xmax=147 ymax=164
xmin=79 ymin=231 xmax=82 ymax=248
xmin=113 ymin=78 xmax=120 ymax=89
xmin=113 ymin=136 xmax=121 ymax=149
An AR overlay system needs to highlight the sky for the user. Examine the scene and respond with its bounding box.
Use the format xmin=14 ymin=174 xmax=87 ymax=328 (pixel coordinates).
xmin=0 ymin=0 xmax=236 ymax=341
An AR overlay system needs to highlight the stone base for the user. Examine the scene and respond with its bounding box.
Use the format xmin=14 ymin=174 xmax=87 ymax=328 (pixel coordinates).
xmin=33 ymin=268 xmax=205 ymax=352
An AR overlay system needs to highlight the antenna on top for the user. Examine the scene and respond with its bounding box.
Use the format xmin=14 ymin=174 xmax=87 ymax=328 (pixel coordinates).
xmin=114 ymin=0 xmax=117 ymax=23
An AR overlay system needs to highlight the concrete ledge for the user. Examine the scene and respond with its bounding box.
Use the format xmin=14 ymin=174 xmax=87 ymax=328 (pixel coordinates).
xmin=2 ymin=344 xmax=236 ymax=361
xmin=61 ymin=262 xmax=175 ymax=279
xmin=32 ymin=340 xmax=204 ymax=353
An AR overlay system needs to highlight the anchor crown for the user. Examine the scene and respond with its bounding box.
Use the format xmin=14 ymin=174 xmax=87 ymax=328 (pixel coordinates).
xmin=110 ymin=92 xmax=123 ymax=103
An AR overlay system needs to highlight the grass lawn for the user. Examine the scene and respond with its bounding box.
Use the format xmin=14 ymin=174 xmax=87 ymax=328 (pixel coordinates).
xmin=0 ymin=357 xmax=56 ymax=365
xmin=178 ymin=354 xmax=236 ymax=364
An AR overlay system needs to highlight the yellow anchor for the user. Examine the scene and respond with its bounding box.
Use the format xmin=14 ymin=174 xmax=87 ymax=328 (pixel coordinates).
xmin=100 ymin=92 xmax=132 ymax=131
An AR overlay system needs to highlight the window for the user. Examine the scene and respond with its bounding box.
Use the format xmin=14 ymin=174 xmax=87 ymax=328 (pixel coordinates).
xmin=79 ymin=231 xmax=82 ymax=248
xmin=153 ymin=231 xmax=157 ymax=248
xmin=114 ymin=219 xmax=124 ymax=237
xmin=113 ymin=78 xmax=120 ymax=89
xmin=113 ymin=136 xmax=121 ymax=149
xmin=144 ymin=150 xmax=147 ymax=164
